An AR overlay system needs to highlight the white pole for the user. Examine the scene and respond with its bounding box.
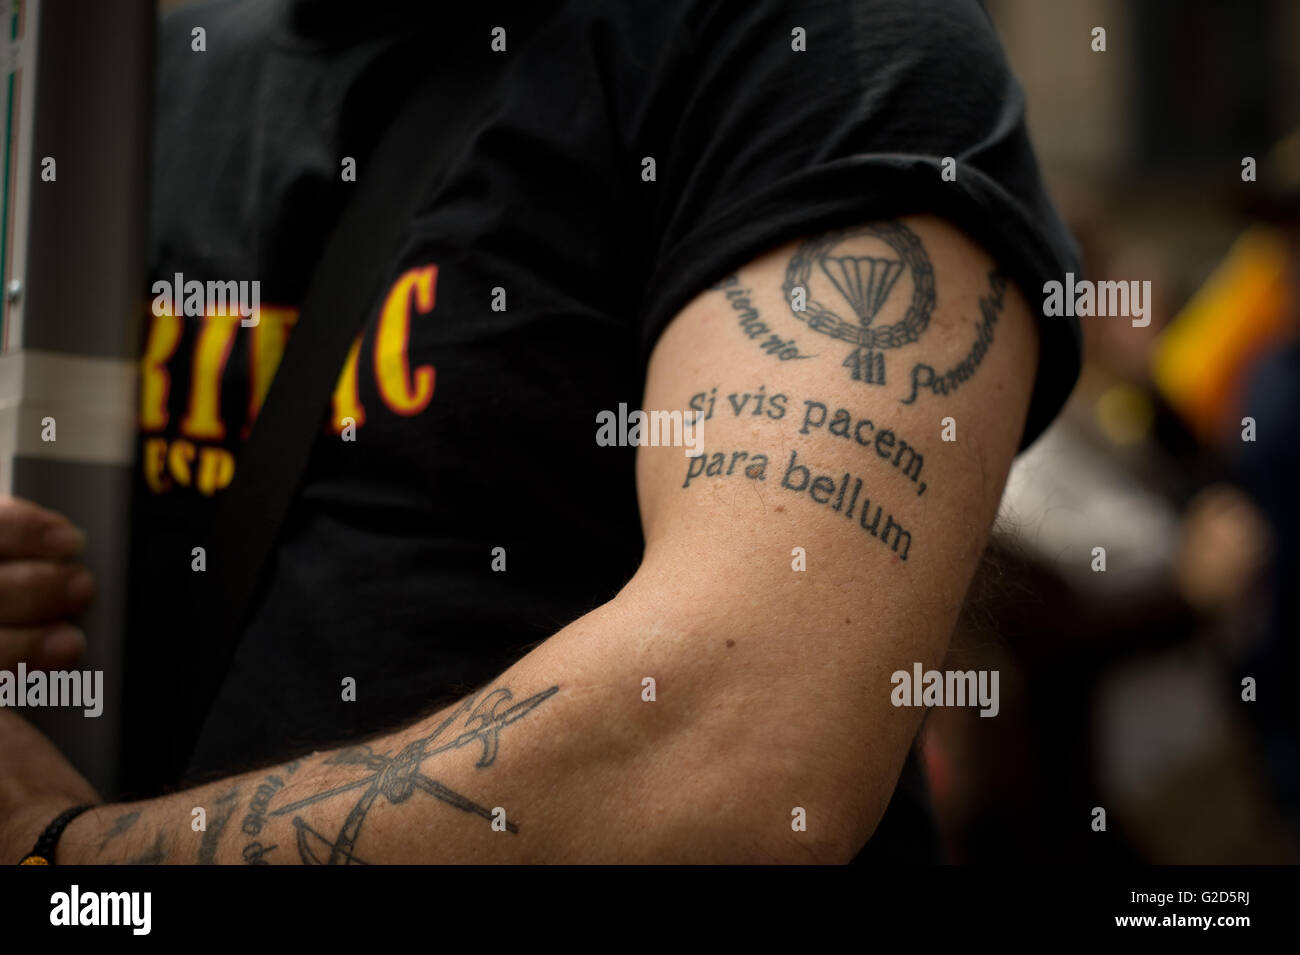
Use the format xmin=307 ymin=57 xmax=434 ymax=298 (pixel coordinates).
xmin=0 ymin=0 xmax=152 ymax=796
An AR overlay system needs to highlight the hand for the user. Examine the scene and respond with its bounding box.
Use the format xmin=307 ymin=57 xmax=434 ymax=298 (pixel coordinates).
xmin=0 ymin=497 xmax=95 ymax=671
xmin=0 ymin=710 xmax=100 ymax=864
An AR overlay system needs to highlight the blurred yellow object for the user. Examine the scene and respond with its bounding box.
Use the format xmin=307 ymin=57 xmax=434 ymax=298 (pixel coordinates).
xmin=1096 ymin=383 xmax=1155 ymax=446
xmin=1152 ymin=226 xmax=1294 ymax=443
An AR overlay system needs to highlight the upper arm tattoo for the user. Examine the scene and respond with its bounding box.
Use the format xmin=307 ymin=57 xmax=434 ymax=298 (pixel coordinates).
xmin=899 ymin=270 xmax=1005 ymax=406
xmin=684 ymin=221 xmax=1011 ymax=564
xmin=717 ymin=220 xmax=1005 ymax=403
xmin=781 ymin=221 xmax=936 ymax=387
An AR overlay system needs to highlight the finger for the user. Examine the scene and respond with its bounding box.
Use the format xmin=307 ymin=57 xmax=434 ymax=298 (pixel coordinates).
xmin=0 ymin=497 xmax=86 ymax=560
xmin=0 ymin=624 xmax=87 ymax=672
xmin=0 ymin=561 xmax=96 ymax=626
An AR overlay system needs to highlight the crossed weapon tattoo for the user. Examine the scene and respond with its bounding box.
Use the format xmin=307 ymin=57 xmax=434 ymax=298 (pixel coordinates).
xmin=262 ymin=684 xmax=559 ymax=864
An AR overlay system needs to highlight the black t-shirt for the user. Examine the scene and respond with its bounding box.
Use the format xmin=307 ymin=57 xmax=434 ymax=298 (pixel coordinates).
xmin=124 ymin=0 xmax=1082 ymax=863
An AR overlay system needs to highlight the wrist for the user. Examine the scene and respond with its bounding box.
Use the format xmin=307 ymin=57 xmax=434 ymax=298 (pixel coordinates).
xmin=52 ymin=803 xmax=109 ymax=864
xmin=14 ymin=802 xmax=96 ymax=865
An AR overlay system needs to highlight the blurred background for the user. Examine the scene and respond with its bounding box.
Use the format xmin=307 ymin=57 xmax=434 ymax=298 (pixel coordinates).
xmin=920 ymin=0 xmax=1300 ymax=863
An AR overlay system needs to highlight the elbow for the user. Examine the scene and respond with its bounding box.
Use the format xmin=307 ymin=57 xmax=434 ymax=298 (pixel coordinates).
xmin=636 ymin=743 xmax=876 ymax=864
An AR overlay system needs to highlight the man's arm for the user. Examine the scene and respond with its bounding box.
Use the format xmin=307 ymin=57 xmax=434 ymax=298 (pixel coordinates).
xmin=37 ymin=213 xmax=1038 ymax=864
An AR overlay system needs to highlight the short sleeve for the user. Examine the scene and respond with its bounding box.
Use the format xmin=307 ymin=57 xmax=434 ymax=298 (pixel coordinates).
xmin=627 ymin=0 xmax=1083 ymax=450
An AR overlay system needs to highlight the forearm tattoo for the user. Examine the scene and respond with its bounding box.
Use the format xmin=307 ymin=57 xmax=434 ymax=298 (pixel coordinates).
xmin=97 ymin=810 xmax=140 ymax=852
xmin=197 ymin=786 xmax=241 ymax=864
xmin=85 ymin=683 xmax=557 ymax=865
xmin=124 ymin=831 xmax=168 ymax=865
xmin=240 ymin=683 xmax=559 ymax=865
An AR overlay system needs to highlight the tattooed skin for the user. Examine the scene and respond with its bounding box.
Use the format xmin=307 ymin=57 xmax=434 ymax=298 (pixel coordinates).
xmin=713 ymin=274 xmax=817 ymax=362
xmin=688 ymin=223 xmax=1012 ymax=566
xmin=237 ymin=683 xmax=559 ymax=865
xmin=781 ymin=221 xmax=936 ymax=386
xmin=725 ymin=221 xmax=1003 ymax=404
xmin=198 ymin=786 xmax=241 ymax=864
xmin=685 ymin=385 xmax=930 ymax=497
xmin=900 ymin=271 xmax=1005 ymax=405
xmin=97 ymin=811 xmax=139 ymax=852
xmin=124 ymin=830 xmax=168 ymax=865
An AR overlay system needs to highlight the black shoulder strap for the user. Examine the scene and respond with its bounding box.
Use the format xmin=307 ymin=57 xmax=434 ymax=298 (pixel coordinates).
xmin=188 ymin=66 xmax=481 ymax=752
